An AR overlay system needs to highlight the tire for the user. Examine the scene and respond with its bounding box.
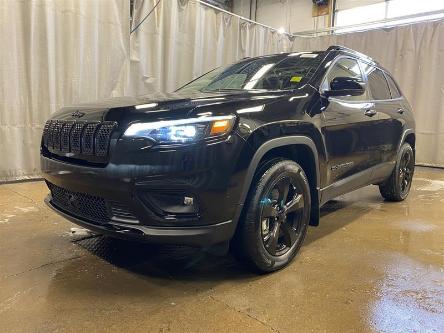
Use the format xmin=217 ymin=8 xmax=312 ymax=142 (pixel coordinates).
xmin=236 ymin=159 xmax=311 ymax=273
xmin=379 ymin=143 xmax=415 ymax=201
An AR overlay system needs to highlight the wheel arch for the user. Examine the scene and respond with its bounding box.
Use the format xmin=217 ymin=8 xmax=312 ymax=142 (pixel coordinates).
xmin=232 ymin=136 xmax=321 ymax=227
xmin=404 ymin=132 xmax=416 ymax=151
xmin=399 ymin=129 xmax=415 ymax=152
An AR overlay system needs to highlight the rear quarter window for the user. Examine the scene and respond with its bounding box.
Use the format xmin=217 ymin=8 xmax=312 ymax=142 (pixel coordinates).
xmin=385 ymin=74 xmax=402 ymax=99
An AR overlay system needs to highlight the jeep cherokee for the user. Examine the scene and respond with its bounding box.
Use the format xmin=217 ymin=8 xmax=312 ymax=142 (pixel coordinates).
xmin=41 ymin=46 xmax=416 ymax=272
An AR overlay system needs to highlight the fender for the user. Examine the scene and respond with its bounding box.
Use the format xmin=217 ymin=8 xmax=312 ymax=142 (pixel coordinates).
xmin=232 ymin=136 xmax=320 ymax=226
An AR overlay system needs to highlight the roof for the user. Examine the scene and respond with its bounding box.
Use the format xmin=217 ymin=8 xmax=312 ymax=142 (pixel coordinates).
xmin=327 ymin=45 xmax=377 ymax=65
xmin=240 ymin=50 xmax=326 ymax=62
xmin=238 ymin=46 xmax=383 ymax=70
xmin=243 ymin=46 xmax=375 ymax=63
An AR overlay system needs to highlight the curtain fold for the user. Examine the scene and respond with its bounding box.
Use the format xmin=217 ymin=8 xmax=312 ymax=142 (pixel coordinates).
xmin=127 ymin=0 xmax=293 ymax=96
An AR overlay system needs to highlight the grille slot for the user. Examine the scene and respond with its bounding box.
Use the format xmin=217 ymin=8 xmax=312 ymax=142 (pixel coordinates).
xmin=95 ymin=123 xmax=117 ymax=157
xmin=82 ymin=122 xmax=99 ymax=155
xmin=43 ymin=121 xmax=51 ymax=146
xmin=42 ymin=119 xmax=117 ymax=162
xmin=61 ymin=122 xmax=74 ymax=152
xmin=52 ymin=122 xmax=63 ymax=150
xmin=70 ymin=122 xmax=85 ymax=154
xmin=47 ymin=121 xmax=56 ymax=148
xmin=48 ymin=182 xmax=110 ymax=224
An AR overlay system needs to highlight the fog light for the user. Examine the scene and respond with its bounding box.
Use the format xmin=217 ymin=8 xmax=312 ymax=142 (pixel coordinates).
xmin=183 ymin=196 xmax=194 ymax=206
xmin=142 ymin=192 xmax=199 ymax=216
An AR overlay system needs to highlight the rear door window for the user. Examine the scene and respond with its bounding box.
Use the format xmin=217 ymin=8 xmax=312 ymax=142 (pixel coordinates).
xmin=361 ymin=63 xmax=391 ymax=100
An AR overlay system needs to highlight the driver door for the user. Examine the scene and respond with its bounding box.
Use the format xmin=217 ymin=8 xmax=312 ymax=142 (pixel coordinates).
xmin=321 ymin=57 xmax=382 ymax=187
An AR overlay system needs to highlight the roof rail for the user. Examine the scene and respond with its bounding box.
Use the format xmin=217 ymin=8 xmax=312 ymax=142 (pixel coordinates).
xmin=326 ymin=45 xmax=375 ymax=63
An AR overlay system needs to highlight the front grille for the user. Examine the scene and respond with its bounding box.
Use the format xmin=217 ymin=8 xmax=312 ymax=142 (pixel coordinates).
xmin=42 ymin=120 xmax=117 ymax=161
xmin=48 ymin=182 xmax=111 ymax=224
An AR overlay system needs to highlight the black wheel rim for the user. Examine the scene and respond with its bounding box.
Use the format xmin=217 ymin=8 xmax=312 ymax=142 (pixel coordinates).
xmin=260 ymin=176 xmax=305 ymax=256
xmin=399 ymin=150 xmax=414 ymax=196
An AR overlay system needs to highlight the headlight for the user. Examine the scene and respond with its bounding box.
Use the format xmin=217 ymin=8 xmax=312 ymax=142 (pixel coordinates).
xmin=123 ymin=115 xmax=235 ymax=144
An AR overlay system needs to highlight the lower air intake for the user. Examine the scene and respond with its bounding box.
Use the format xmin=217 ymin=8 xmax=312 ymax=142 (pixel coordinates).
xmin=48 ymin=182 xmax=111 ymax=225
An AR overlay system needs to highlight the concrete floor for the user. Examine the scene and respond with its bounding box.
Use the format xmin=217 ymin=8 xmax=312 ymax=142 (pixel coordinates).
xmin=0 ymin=167 xmax=443 ymax=333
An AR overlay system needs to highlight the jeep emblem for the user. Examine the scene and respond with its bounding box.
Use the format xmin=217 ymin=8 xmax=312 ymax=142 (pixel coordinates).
xmin=71 ymin=111 xmax=85 ymax=118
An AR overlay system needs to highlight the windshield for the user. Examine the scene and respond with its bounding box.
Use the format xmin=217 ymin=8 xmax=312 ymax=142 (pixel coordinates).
xmin=177 ymin=52 xmax=324 ymax=93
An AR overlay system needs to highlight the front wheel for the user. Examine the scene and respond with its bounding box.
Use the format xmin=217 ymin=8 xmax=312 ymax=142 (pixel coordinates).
xmin=236 ymin=159 xmax=311 ymax=273
xmin=379 ymin=143 xmax=415 ymax=201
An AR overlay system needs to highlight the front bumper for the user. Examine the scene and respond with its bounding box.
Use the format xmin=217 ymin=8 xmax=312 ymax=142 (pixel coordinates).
xmin=40 ymin=127 xmax=251 ymax=246
xmin=41 ymin=157 xmax=241 ymax=228
xmin=45 ymin=196 xmax=236 ymax=246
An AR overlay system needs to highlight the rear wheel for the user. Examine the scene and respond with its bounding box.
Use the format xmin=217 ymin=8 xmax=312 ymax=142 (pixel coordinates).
xmin=236 ymin=159 xmax=311 ymax=273
xmin=379 ymin=143 xmax=415 ymax=201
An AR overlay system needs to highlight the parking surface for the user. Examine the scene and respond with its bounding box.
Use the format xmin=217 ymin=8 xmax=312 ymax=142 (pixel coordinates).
xmin=1 ymin=167 xmax=443 ymax=332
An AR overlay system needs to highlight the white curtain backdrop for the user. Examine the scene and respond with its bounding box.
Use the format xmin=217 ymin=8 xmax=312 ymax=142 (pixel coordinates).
xmin=0 ymin=0 xmax=130 ymax=181
xmin=1 ymin=0 xmax=443 ymax=181
xmin=127 ymin=0 xmax=294 ymax=95
xmin=292 ymin=20 xmax=444 ymax=167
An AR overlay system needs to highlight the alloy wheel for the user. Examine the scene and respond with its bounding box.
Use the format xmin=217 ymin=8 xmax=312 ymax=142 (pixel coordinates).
xmin=399 ymin=149 xmax=414 ymax=196
xmin=260 ymin=176 xmax=305 ymax=256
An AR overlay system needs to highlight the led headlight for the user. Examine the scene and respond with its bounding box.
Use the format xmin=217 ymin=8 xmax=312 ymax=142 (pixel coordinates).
xmin=123 ymin=115 xmax=235 ymax=144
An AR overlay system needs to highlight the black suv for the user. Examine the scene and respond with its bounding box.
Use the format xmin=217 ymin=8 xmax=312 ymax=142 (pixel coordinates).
xmin=41 ymin=46 xmax=415 ymax=272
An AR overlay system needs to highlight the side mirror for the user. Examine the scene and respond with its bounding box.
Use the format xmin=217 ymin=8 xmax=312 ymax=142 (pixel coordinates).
xmin=324 ymin=77 xmax=365 ymax=98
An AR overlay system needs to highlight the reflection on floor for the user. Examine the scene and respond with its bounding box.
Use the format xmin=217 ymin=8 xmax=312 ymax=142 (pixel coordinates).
xmin=0 ymin=167 xmax=443 ymax=332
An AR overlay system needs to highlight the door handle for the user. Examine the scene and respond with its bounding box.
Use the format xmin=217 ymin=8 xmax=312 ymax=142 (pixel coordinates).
xmin=364 ymin=109 xmax=377 ymax=117
xmin=397 ymin=108 xmax=404 ymax=114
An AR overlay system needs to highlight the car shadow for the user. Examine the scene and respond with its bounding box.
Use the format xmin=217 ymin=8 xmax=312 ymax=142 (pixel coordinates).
xmin=72 ymin=235 xmax=256 ymax=282
xmin=69 ymin=196 xmax=373 ymax=281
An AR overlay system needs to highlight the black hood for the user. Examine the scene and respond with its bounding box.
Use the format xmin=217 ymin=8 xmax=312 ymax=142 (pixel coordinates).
xmin=50 ymin=87 xmax=314 ymax=127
